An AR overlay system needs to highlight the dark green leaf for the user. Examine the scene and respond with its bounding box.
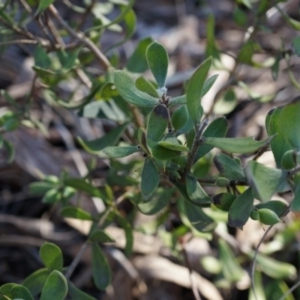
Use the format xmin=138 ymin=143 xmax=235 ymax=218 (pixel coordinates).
xmin=126 ymin=37 xmax=154 ymax=73
xmin=103 ymin=146 xmax=139 ymax=158
xmin=186 ymin=175 xmax=212 ymax=205
xmin=57 ymin=49 xmax=80 ymax=70
xmin=137 ymin=188 xmax=174 ymax=215
xmin=237 ymin=40 xmax=255 ymax=64
xmin=169 ymin=94 xmax=186 ymax=106
xmin=291 ymin=181 xmax=300 ymax=211
xmin=114 ymin=71 xmax=158 ymax=107
xmin=281 ymin=150 xmax=297 ymax=169
xmin=213 ymin=153 xmax=245 ymax=181
xmin=186 ymin=57 xmax=211 ymax=126
xmin=40 ymin=271 xmax=68 ymax=300
xmin=147 ymin=104 xmax=169 ymax=142
xmin=77 ymin=123 xmax=128 ymax=154
xmin=146 ymin=41 xmax=169 ymax=88
xmin=180 ymin=199 xmax=216 ymax=232
xmin=204 ymin=136 xmax=272 ymax=154
xmin=40 ymin=243 xmax=63 ymax=271
xmin=158 ymin=137 xmax=189 ymax=152
xmin=213 ymin=193 xmax=236 ymax=211
xmin=61 ymin=207 xmax=93 ymax=221
xmin=246 ymin=161 xmax=287 ymax=202
xmin=10 ymin=285 xmax=34 ymax=300
xmin=23 ymin=268 xmax=50 ymax=296
xmin=292 ymin=36 xmax=300 ymax=56
xmin=3 ymin=139 xmax=15 ymax=163
xmin=34 ymin=44 xmax=51 ymax=69
xmin=29 ymin=182 xmax=57 ymax=195
xmin=141 ymin=158 xmax=160 ymax=199
xmin=135 ymin=76 xmax=159 ymax=97
xmin=92 ymin=243 xmax=112 ymax=289
xmin=89 ymin=230 xmax=115 ymax=243
xmin=228 ymin=187 xmax=254 ymax=228
xmin=194 ymin=117 xmax=228 ymax=161
xmin=147 ymin=139 xmax=182 ymax=160
xmin=68 ymin=281 xmax=96 ymax=300
xmin=171 ymin=105 xmax=189 ymax=131
xmin=266 ymin=98 xmax=300 ymax=167
xmin=218 ymin=240 xmax=244 ymax=282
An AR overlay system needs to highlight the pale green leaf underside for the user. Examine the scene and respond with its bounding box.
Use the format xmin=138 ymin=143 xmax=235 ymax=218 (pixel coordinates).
xmin=103 ymin=146 xmax=139 ymax=158
xmin=114 ymin=70 xmax=158 ymax=107
xmin=204 ymin=136 xmax=272 ymax=154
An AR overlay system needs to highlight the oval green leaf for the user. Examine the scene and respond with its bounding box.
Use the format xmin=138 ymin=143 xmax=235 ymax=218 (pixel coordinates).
xmin=228 ymin=187 xmax=254 ymax=228
xmin=89 ymin=229 xmax=115 ymax=243
xmin=114 ymin=70 xmax=158 ymax=107
xmin=186 ymin=57 xmax=212 ymax=126
xmin=103 ymin=146 xmax=139 ymax=158
xmin=61 ymin=207 xmax=93 ymax=221
xmin=186 ymin=175 xmax=212 ymax=205
xmin=146 ymin=41 xmax=169 ymax=88
xmin=92 ymin=243 xmax=112 ymax=290
xmin=246 ymin=160 xmax=287 ymax=202
xmin=40 ymin=271 xmax=68 ymax=300
xmin=141 ymin=158 xmax=160 ymax=199
xmin=213 ymin=153 xmax=245 ymax=182
xmin=204 ymin=136 xmax=272 ymax=154
xmin=171 ymin=105 xmax=189 ymax=131
xmin=23 ymin=268 xmax=50 ymax=296
xmin=147 ymin=104 xmax=169 ymax=142
xmin=40 ymin=243 xmax=63 ymax=272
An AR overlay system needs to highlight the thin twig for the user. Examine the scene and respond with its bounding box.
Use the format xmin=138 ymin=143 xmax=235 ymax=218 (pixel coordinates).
xmin=250 ymin=225 xmax=274 ymax=300
xmin=48 ymin=4 xmax=111 ymax=71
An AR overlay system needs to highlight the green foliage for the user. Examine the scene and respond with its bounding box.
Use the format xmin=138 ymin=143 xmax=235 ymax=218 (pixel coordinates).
xmin=2 ymin=1 xmax=300 ymax=299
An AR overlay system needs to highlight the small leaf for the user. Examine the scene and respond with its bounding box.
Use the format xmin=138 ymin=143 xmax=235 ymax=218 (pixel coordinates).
xmin=158 ymin=137 xmax=189 ymax=152
xmin=255 ymin=200 xmax=288 ymax=217
xmin=256 ymin=254 xmax=296 ymax=279
xmin=89 ymin=229 xmax=115 ymax=243
xmin=41 ymin=188 xmax=61 ymax=204
xmin=228 ymin=187 xmax=254 ymax=228
xmin=171 ymin=105 xmax=189 ymax=130
xmin=77 ymin=123 xmax=128 ymax=154
xmin=147 ymin=104 xmax=169 ymax=142
xmin=215 ymin=177 xmax=230 ymax=187
xmin=258 ymin=208 xmax=282 ymax=225
xmin=141 ymin=158 xmax=160 ymax=199
xmin=169 ymin=94 xmax=186 ymax=106
xmin=181 ymin=199 xmax=216 ymax=232
xmin=126 ymin=37 xmax=154 ymax=73
xmin=281 ymin=150 xmax=297 ymax=170
xmin=10 ymin=285 xmax=34 ymax=300
xmin=213 ymin=193 xmax=236 ymax=211
xmin=138 ymin=188 xmax=174 ymax=215
xmin=186 ymin=175 xmax=212 ymax=205
xmin=204 ymin=136 xmax=272 ymax=154
xmin=147 ymin=139 xmax=182 ymax=160
xmin=214 ymin=153 xmax=245 ymax=181
xmin=114 ymin=70 xmax=158 ymax=107
xmin=36 ymin=0 xmax=55 ymax=15
xmin=64 ymin=178 xmax=102 ymax=198
xmin=40 ymin=271 xmax=68 ymax=300
xmin=29 ymin=182 xmax=57 ymax=195
xmin=214 ymin=89 xmax=237 ymax=115
xmin=186 ymin=57 xmax=212 ymax=126
xmin=92 ymin=243 xmax=112 ymax=289
xmin=68 ymin=281 xmax=97 ymax=300
xmin=146 ymin=41 xmax=169 ymax=88
xmin=23 ymin=268 xmax=50 ymax=296
xmin=135 ymin=76 xmax=159 ymax=97
xmin=219 ymin=240 xmax=244 ymax=282
xmin=237 ymin=40 xmax=255 ymax=64
xmin=103 ymin=146 xmax=139 ymax=158
xmin=61 ymin=207 xmax=93 ymax=221
xmin=205 ymin=14 xmax=220 ymax=60
xmin=34 ymin=44 xmax=51 ymax=69
xmin=40 ymin=243 xmax=63 ymax=272
xmin=266 ymin=98 xmax=300 ymax=167
xmin=194 ymin=117 xmax=228 ymax=161
xmin=246 ymin=161 xmax=287 ymax=202
xmin=202 ymin=74 xmax=219 ymax=97
xmin=291 ymin=181 xmax=300 ymax=211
